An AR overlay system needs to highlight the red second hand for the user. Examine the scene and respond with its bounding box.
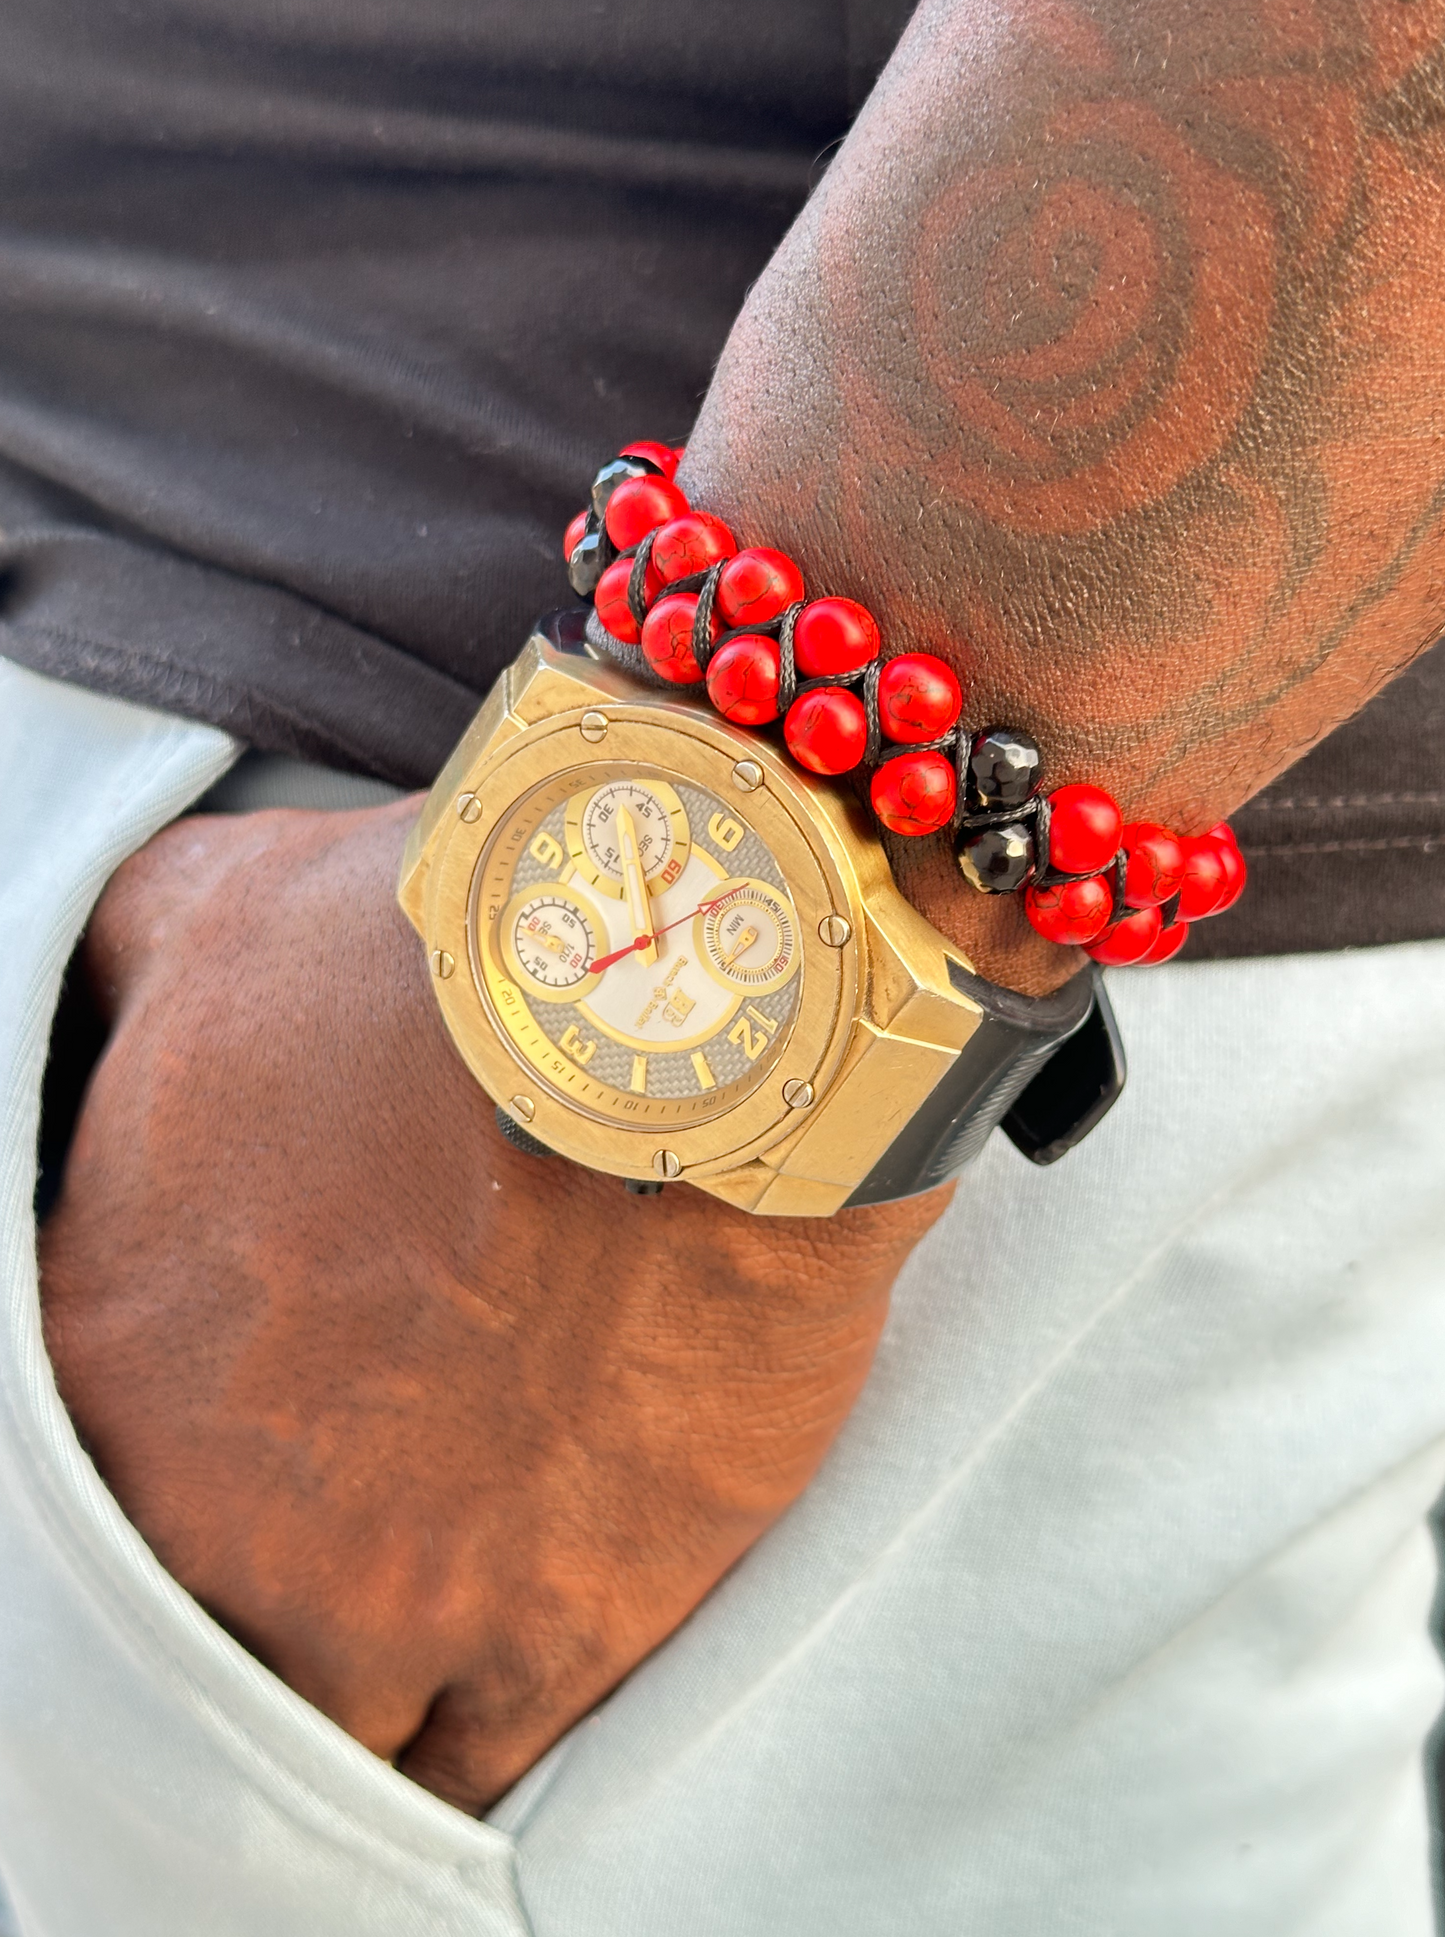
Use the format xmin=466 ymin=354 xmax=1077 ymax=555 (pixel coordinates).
xmin=590 ymin=892 xmax=734 ymax=975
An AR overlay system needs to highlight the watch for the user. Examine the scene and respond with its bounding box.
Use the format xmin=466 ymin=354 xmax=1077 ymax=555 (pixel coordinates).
xmin=398 ymin=611 xmax=1124 ymax=1215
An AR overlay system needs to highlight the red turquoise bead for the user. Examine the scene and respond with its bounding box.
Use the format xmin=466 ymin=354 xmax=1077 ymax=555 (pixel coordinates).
xmin=1138 ymin=919 xmax=1191 ymax=964
xmin=715 ymin=548 xmax=805 ymax=629
xmin=619 ymin=439 xmax=681 ymax=480
xmin=1023 ymin=876 xmax=1113 ymax=946
xmin=640 ymin=593 xmax=706 ymax=684
xmin=1213 ymin=838 xmax=1247 ymax=912
xmin=1177 ymin=834 xmax=1247 ymax=920
xmin=593 ymin=555 xmax=662 ymax=644
xmin=1046 ymin=784 xmax=1123 ymax=876
xmin=1086 ymin=905 xmax=1163 ymax=966
xmin=707 ymin=634 xmax=781 ymax=724
xmin=1207 ymin=821 xmax=1239 ymax=847
xmin=1176 ymin=838 xmax=1226 ymax=919
xmin=1121 ymin=822 xmax=1185 ymax=908
xmin=876 ymin=653 xmax=964 ymax=744
xmin=792 ymin=598 xmax=881 ymax=678
xmin=563 ymin=509 xmax=589 ymax=562
xmin=604 ymin=474 xmax=688 ymax=550
xmin=784 ymin=687 xmax=868 ymax=775
xmin=651 ymin=512 xmax=736 ymax=586
xmin=869 ymin=751 xmax=957 ymax=837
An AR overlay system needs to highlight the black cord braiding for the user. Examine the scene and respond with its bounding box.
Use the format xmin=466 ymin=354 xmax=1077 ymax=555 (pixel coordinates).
xmin=1110 ymin=846 xmax=1129 ymax=917
xmin=776 ymin=601 xmax=802 ymax=716
xmin=860 ymin=659 xmax=883 ymax=768
xmin=876 ymin=733 xmax=958 ymax=763
xmin=691 ymin=562 xmax=725 ymax=674
xmin=1033 ymin=793 xmax=1052 ymax=876
xmin=951 ymin=729 xmax=972 ymax=834
xmin=626 ymin=530 xmax=657 ymax=631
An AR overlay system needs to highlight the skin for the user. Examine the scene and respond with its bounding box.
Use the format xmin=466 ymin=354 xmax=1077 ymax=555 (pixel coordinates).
xmin=40 ymin=0 xmax=1445 ymax=1814
xmin=683 ymin=0 xmax=1445 ymax=990
xmin=40 ymin=802 xmax=946 ymax=1810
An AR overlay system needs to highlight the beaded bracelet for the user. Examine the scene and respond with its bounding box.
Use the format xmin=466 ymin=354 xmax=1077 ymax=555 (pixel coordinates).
xmin=562 ymin=442 xmax=1246 ymax=968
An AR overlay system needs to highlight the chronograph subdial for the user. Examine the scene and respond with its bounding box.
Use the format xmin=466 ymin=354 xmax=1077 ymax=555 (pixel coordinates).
xmin=499 ymin=886 xmax=605 ymax=1003
xmin=565 ymin=779 xmax=690 ymax=900
xmin=697 ymin=880 xmax=800 ymax=995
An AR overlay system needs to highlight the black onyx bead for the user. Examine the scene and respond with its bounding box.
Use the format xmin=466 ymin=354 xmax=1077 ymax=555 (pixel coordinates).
xmin=590 ymin=457 xmax=654 ymax=521
xmin=956 ymin=822 xmax=1036 ymax=894
xmin=968 ymin=726 xmax=1041 ymax=810
xmin=567 ymin=527 xmax=611 ymax=598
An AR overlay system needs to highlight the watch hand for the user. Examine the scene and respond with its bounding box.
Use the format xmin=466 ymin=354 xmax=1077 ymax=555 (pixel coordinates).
xmin=616 ymin=805 xmax=658 ymax=966
xmin=718 ymin=924 xmax=759 ymax=973
xmin=590 ymin=892 xmax=735 ymax=975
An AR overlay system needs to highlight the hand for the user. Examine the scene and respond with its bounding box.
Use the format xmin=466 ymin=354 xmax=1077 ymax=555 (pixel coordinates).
xmin=718 ymin=923 xmax=760 ymax=973
xmin=590 ymin=889 xmax=731 ymax=974
xmin=615 ymin=803 xmax=658 ymax=964
xmin=40 ymin=801 xmax=948 ymax=1812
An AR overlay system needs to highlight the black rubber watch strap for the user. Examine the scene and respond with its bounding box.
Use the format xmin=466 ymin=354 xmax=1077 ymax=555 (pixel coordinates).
xmin=842 ymin=966 xmax=1123 ymax=1206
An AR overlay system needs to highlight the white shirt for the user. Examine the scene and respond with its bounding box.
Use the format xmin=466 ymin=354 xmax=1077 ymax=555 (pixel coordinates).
xmin=1 ymin=656 xmax=1442 ymax=1935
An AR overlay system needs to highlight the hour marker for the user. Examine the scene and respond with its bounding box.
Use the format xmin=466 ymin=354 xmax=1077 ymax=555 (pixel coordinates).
xmin=630 ymin=1055 xmax=648 ymax=1094
xmin=691 ymin=1050 xmax=717 ymax=1092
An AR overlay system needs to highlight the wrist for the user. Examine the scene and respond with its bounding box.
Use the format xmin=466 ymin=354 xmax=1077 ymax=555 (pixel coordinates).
xmin=568 ymin=407 xmax=1252 ymax=981
xmin=669 ymin=428 xmax=1254 ymax=989
xmin=877 ymin=826 xmax=1082 ymax=997
xmin=671 ymin=453 xmax=1071 ymax=996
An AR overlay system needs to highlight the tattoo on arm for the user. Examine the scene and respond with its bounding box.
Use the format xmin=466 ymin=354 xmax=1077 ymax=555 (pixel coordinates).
xmin=683 ymin=0 xmax=1445 ymax=828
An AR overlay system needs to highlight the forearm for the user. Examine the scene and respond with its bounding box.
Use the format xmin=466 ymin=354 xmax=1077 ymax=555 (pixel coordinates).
xmin=682 ymin=0 xmax=1445 ymax=990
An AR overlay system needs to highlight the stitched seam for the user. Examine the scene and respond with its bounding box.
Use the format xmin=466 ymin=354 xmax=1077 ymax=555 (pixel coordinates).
xmin=1246 ymin=836 xmax=1443 ymax=856
xmin=1245 ymin=791 xmax=1445 ymax=811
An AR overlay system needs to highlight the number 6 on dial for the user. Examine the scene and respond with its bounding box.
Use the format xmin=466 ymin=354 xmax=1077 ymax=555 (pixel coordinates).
xmin=708 ymin=812 xmax=745 ymax=853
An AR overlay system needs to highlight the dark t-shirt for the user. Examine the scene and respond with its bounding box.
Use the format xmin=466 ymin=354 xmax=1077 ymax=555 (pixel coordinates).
xmin=0 ymin=0 xmax=1438 ymax=956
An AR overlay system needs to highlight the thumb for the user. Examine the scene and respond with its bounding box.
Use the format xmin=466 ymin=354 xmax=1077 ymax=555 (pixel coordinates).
xmin=83 ymin=795 xmax=426 ymax=1024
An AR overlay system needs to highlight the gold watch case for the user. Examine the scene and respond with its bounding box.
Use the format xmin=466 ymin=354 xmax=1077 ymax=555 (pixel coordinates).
xmin=398 ymin=623 xmax=998 ymax=1216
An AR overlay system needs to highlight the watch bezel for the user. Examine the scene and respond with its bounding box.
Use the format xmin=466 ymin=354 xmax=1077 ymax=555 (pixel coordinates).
xmin=419 ymin=706 xmax=865 ymax=1183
